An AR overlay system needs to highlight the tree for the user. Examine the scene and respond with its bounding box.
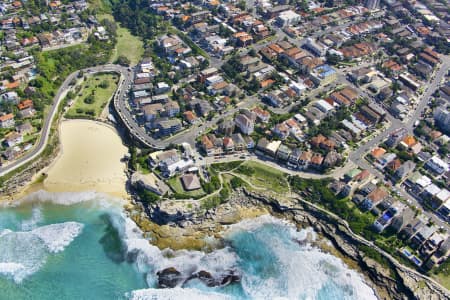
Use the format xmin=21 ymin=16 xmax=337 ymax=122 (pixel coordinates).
xmin=99 ymin=80 xmax=110 ymax=89
xmin=84 ymin=94 xmax=95 ymax=104
xmin=115 ymin=55 xmax=131 ymax=66
xmin=236 ymin=0 xmax=246 ymax=10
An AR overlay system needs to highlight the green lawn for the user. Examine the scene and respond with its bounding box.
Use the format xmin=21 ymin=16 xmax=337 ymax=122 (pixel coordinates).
xmin=99 ymin=14 xmax=144 ymax=66
xmin=88 ymin=0 xmax=111 ymax=13
xmin=236 ymin=161 xmax=290 ymax=194
xmin=434 ymin=274 xmax=450 ymax=290
xmin=168 ymin=176 xmax=206 ymax=198
xmin=66 ymin=73 xmax=118 ymax=118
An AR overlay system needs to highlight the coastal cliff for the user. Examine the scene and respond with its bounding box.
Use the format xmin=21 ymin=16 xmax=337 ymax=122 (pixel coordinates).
xmin=129 ymin=188 xmax=450 ymax=300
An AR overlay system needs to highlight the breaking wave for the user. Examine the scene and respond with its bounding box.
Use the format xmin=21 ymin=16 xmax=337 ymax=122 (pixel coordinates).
xmin=0 ymin=222 xmax=84 ymax=283
xmin=116 ymin=213 xmax=377 ymax=299
xmin=4 ymin=189 xmax=122 ymax=208
xmin=1 ymin=191 xmax=378 ymax=299
xmin=127 ymin=287 xmax=232 ymax=300
xmin=112 ymin=211 xmax=239 ymax=287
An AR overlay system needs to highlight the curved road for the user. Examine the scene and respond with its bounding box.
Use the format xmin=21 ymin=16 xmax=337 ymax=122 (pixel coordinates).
xmin=0 ymin=63 xmax=244 ymax=177
xmin=2 ymin=56 xmax=449 ymax=179
xmin=0 ymin=70 xmax=79 ymax=177
xmin=0 ymin=64 xmax=130 ymax=177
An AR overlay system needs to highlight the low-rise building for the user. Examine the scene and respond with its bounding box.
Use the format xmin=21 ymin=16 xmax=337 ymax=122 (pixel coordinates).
xmin=310 ymin=64 xmax=337 ymax=86
xmin=235 ymin=114 xmax=254 ymax=135
xmin=0 ymin=113 xmax=15 ymax=128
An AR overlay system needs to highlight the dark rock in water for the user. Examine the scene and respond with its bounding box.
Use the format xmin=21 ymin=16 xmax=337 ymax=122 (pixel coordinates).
xmin=196 ymin=270 xmax=215 ymax=287
xmin=220 ymin=271 xmax=241 ymax=286
xmin=186 ymin=270 xmax=241 ymax=287
xmin=157 ymin=267 xmax=183 ymax=288
xmin=125 ymin=249 xmax=139 ymax=263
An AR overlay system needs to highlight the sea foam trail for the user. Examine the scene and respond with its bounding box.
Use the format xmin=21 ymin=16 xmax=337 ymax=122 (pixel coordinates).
xmin=128 ymin=287 xmax=232 ymax=300
xmin=0 ymin=222 xmax=84 ymax=283
xmin=224 ymin=215 xmax=378 ymax=300
xmin=112 ymin=212 xmax=239 ymax=285
xmin=32 ymin=222 xmax=84 ymax=253
xmin=21 ymin=205 xmax=43 ymax=231
xmin=5 ymin=190 xmax=123 ymax=208
xmin=120 ymin=213 xmax=377 ymax=300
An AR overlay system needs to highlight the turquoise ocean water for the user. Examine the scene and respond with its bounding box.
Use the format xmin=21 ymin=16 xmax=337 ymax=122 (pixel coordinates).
xmin=0 ymin=191 xmax=378 ymax=300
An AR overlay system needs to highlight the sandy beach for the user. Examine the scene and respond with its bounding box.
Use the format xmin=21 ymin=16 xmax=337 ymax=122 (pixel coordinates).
xmin=43 ymin=119 xmax=129 ymax=198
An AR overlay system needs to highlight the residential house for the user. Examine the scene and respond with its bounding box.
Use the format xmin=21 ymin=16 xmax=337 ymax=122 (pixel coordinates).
xmin=361 ymin=187 xmax=389 ymax=210
xmin=4 ymin=131 xmax=23 ymax=147
xmin=223 ymin=137 xmax=235 ymax=152
xmin=218 ymin=120 xmax=235 ymax=136
xmin=142 ymin=103 xmax=164 ymax=122
xmin=411 ymin=225 xmax=438 ymax=249
xmin=252 ymin=107 xmax=270 ymax=123
xmin=310 ymin=64 xmax=337 ymax=86
xmin=298 ymin=151 xmax=313 ymax=169
xmin=16 ymin=122 xmax=33 ymax=135
xmin=390 ymin=207 xmax=415 ymax=233
xmin=277 ymin=144 xmax=292 ymax=161
xmin=154 ymin=118 xmax=182 ymax=136
xmin=0 ymin=113 xmax=15 ymax=128
xmin=163 ymin=101 xmax=180 ymax=117
xmin=265 ymin=140 xmax=282 ymax=157
xmin=395 ymin=160 xmax=417 ymax=181
xmin=201 ymin=135 xmax=215 ymax=156
xmin=183 ymin=111 xmax=199 ymax=124
xmin=425 ymin=156 xmax=449 ymax=176
xmin=288 ymin=148 xmax=302 ymax=167
xmin=323 ymin=151 xmax=342 ymax=168
xmin=235 ymin=114 xmax=254 ymax=135
xmin=310 ymin=153 xmax=324 ymax=170
xmin=17 ymin=99 xmax=35 ymax=118
xmin=231 ymin=133 xmax=246 ymax=151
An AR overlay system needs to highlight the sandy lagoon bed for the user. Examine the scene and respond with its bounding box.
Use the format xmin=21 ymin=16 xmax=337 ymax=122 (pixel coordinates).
xmin=44 ymin=119 xmax=128 ymax=198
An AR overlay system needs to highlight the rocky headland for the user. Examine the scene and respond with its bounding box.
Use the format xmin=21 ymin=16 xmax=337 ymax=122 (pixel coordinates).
xmin=128 ymin=188 xmax=450 ymax=300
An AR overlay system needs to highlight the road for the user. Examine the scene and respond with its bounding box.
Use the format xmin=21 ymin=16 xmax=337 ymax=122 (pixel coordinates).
xmin=349 ymin=57 xmax=450 ymax=229
xmin=0 ymin=70 xmax=79 ymax=177
xmin=0 ymin=60 xmax=260 ymax=177
xmin=0 ymin=64 xmax=134 ymax=177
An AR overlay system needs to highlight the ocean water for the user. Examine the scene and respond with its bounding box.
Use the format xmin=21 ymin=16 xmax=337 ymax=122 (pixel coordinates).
xmin=0 ymin=191 xmax=378 ymax=300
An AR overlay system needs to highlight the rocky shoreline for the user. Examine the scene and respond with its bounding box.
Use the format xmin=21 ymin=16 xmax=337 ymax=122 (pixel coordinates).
xmin=129 ymin=188 xmax=450 ymax=300
xmin=0 ymin=137 xmax=60 ymax=200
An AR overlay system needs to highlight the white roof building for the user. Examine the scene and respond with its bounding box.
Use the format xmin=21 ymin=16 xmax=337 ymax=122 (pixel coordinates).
xmin=314 ymin=100 xmax=334 ymax=113
xmin=416 ymin=175 xmax=432 ymax=188
xmin=425 ymin=184 xmax=441 ymax=196
xmin=436 ymin=189 xmax=450 ymax=203
xmin=266 ymin=140 xmax=282 ymax=155
xmin=276 ymin=10 xmax=301 ymax=27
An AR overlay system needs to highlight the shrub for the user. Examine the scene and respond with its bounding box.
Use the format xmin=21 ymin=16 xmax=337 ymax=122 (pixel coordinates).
xmin=84 ymin=95 xmax=95 ymax=104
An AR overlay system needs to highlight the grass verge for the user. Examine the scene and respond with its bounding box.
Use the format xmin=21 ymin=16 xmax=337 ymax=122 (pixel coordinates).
xmin=66 ymin=73 xmax=118 ymax=118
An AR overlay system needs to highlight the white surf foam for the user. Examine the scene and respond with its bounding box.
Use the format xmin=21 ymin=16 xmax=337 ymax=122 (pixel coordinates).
xmin=21 ymin=205 xmax=43 ymax=231
xmin=225 ymin=214 xmax=308 ymax=241
xmin=226 ymin=215 xmax=377 ymax=300
xmin=110 ymin=212 xmax=239 ymax=287
xmin=0 ymin=221 xmax=84 ymax=283
xmin=6 ymin=190 xmax=124 ymax=209
xmin=0 ymin=231 xmax=48 ymax=283
xmin=0 ymin=263 xmax=26 ymax=277
xmin=31 ymin=222 xmax=84 ymax=253
xmin=127 ymin=287 xmax=232 ymax=300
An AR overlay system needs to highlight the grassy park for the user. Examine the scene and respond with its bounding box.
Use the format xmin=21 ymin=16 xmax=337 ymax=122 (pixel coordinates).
xmin=99 ymin=14 xmax=144 ymax=66
xmin=235 ymin=161 xmax=290 ymax=194
xmin=66 ymin=73 xmax=118 ymax=118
